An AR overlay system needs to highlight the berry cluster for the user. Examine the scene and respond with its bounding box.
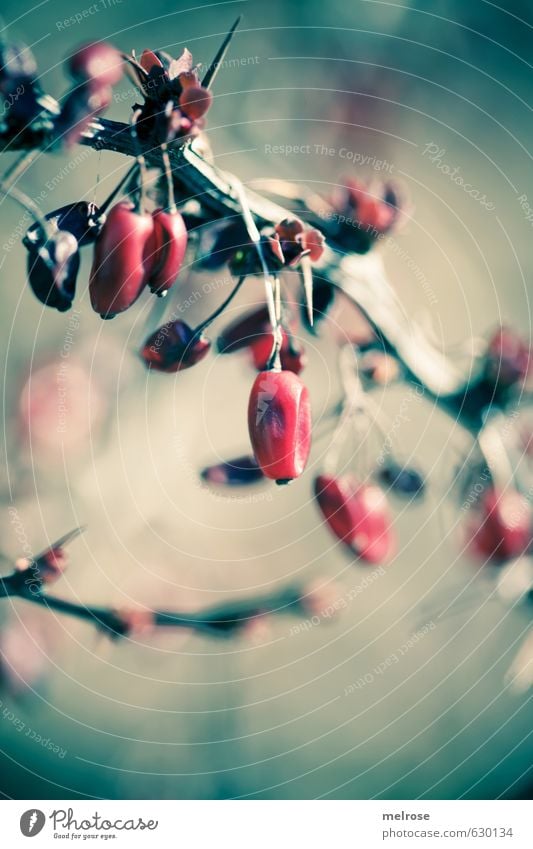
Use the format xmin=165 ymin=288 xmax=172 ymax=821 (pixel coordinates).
xmin=1 ymin=18 xmax=532 ymax=667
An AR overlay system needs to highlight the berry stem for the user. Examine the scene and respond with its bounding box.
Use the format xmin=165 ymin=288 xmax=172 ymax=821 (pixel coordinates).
xmin=194 ymin=274 xmax=246 ymax=335
xmin=99 ymin=162 xmax=139 ymax=215
xmin=160 ymin=137 xmax=177 ymax=214
xmin=129 ymin=108 xmax=148 ymax=213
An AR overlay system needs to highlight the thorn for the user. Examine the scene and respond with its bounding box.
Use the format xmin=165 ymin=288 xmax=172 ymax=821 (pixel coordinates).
xmin=35 ymin=526 xmax=86 ymax=560
xmin=201 ymin=16 xmax=242 ymax=90
xmin=301 ymin=256 xmax=314 ymax=328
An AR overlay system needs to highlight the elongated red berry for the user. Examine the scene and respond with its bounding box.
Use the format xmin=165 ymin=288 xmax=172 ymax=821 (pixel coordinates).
xmin=468 ymin=487 xmax=532 ymax=562
xmin=315 ymin=475 xmax=396 ymax=563
xmin=146 ymin=209 xmax=188 ymax=294
xmin=141 ymin=320 xmax=210 ymax=372
xmin=248 ymin=369 xmax=311 ymax=483
xmin=89 ymin=202 xmax=154 ymax=318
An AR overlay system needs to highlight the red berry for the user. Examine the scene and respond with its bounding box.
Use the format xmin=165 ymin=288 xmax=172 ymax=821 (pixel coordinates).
xmin=315 ymin=475 xmax=396 ymax=563
xmin=248 ymin=369 xmax=312 ymax=483
xmin=35 ymin=547 xmax=68 ymax=584
xmin=302 ymin=228 xmax=326 ymax=262
xmin=178 ymin=86 xmax=212 ymax=120
xmin=469 ymin=487 xmax=532 ymax=562
xmin=146 ymin=209 xmax=188 ymax=295
xmin=89 ymin=202 xmax=154 ymax=318
xmin=139 ymin=50 xmax=163 ymax=74
xmin=486 ymin=327 xmax=531 ymax=388
xmin=68 ymin=42 xmax=123 ymax=86
xmin=141 ymin=320 xmax=211 ymax=372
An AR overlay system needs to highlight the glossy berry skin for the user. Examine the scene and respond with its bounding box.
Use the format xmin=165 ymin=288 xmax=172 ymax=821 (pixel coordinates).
xmin=469 ymin=488 xmax=532 ymax=563
xmin=67 ymin=42 xmax=123 ymax=86
xmin=378 ymin=461 xmax=425 ymax=498
xmin=250 ymin=332 xmax=306 ymax=375
xmin=89 ymin=202 xmax=154 ymax=318
xmin=201 ymin=455 xmax=264 ymax=486
xmin=248 ymin=370 xmax=311 ymax=483
xmin=141 ymin=320 xmax=211 ymax=372
xmin=315 ymin=475 xmax=396 ymax=564
xmin=26 ymin=231 xmax=79 ymax=312
xmin=146 ymin=209 xmax=188 ymax=294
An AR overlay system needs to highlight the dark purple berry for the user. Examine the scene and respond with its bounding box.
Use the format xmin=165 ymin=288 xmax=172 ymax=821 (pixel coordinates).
xmin=378 ymin=461 xmax=425 ymax=498
xmin=201 ymin=456 xmax=264 ymax=486
xmin=26 ymin=231 xmax=79 ymax=312
xmin=25 ymin=202 xmax=101 ymax=248
xmin=141 ymin=320 xmax=211 ymax=372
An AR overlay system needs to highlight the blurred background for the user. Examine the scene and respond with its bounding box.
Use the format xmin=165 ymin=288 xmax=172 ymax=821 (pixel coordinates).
xmin=0 ymin=0 xmax=532 ymax=799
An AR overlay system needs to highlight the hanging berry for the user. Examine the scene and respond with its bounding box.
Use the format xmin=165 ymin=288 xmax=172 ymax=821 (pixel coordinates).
xmin=89 ymin=201 xmax=154 ymax=318
xmin=468 ymin=487 xmax=532 ymax=563
xmin=141 ymin=320 xmax=210 ymax=372
xmin=315 ymin=475 xmax=396 ymax=563
xmin=248 ymin=369 xmax=312 ymax=484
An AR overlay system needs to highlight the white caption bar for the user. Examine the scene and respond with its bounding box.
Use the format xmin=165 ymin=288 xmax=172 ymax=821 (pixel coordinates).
xmin=0 ymin=799 xmax=532 ymax=847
